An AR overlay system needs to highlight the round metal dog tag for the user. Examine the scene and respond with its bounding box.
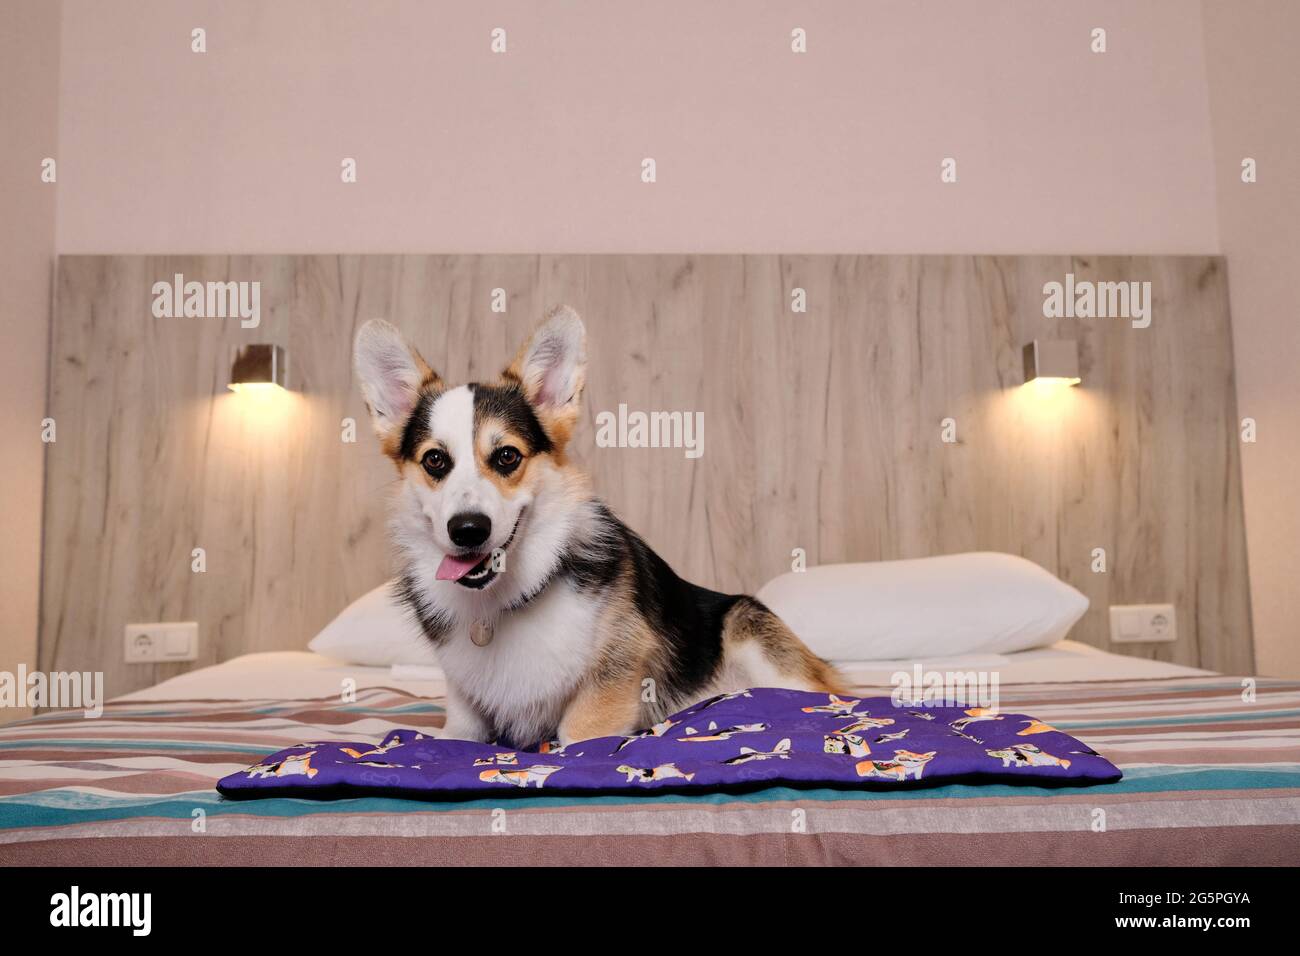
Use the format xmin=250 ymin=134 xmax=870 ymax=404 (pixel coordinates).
xmin=469 ymin=619 xmax=495 ymax=647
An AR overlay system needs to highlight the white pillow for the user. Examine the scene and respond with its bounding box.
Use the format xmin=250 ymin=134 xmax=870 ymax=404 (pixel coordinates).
xmin=307 ymin=581 xmax=439 ymax=667
xmin=755 ymin=552 xmax=1089 ymax=661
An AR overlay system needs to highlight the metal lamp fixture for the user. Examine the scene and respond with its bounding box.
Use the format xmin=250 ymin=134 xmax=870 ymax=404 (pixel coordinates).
xmin=1022 ymin=339 xmax=1080 ymax=388
xmin=228 ymin=344 xmax=288 ymax=392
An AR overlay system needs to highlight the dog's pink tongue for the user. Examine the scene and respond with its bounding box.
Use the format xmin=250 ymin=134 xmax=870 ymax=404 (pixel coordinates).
xmin=436 ymin=553 xmax=484 ymax=581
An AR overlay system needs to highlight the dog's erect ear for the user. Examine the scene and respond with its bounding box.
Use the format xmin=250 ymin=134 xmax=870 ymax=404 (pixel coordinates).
xmin=353 ymin=319 xmax=440 ymax=448
xmin=505 ymin=305 xmax=587 ymax=426
xmin=503 ymin=306 xmax=587 ymax=453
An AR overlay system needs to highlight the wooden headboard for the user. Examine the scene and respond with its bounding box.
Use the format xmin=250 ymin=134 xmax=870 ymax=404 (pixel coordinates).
xmin=42 ymin=255 xmax=1253 ymax=696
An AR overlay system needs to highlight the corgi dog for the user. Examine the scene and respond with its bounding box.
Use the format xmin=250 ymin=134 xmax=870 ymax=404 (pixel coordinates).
xmin=248 ymin=751 xmax=318 ymax=780
xmin=472 ymin=752 xmax=519 ymax=766
xmin=986 ymin=744 xmax=1072 ymax=770
xmin=855 ymin=749 xmax=937 ymax=782
xmin=354 ymin=308 xmax=844 ymax=748
xmin=340 ymin=737 xmax=406 ymax=760
xmin=679 ymin=722 xmax=768 ymax=742
xmin=611 ymin=717 xmax=680 ymax=754
xmin=723 ymin=738 xmax=793 ymax=765
xmin=479 ymin=764 xmax=564 ymax=789
xmin=950 ymin=708 xmax=1003 ymax=732
xmin=835 ymin=714 xmax=896 ymax=736
xmin=802 ymin=694 xmax=862 ymax=715
xmin=536 ymin=740 xmax=573 ymax=756
xmin=824 ymin=733 xmax=871 ymax=758
xmin=617 ymin=763 xmax=696 ymax=784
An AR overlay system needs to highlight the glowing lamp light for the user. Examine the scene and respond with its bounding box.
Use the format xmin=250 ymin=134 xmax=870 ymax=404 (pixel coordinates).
xmin=228 ymin=344 xmax=288 ymax=393
xmin=1022 ymin=340 xmax=1080 ymax=391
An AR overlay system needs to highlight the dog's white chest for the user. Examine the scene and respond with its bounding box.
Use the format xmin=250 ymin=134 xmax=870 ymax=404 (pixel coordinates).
xmin=436 ymin=582 xmax=602 ymax=744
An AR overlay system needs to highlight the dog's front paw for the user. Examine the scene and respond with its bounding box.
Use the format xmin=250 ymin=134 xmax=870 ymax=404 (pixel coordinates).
xmin=436 ymin=688 xmax=493 ymax=743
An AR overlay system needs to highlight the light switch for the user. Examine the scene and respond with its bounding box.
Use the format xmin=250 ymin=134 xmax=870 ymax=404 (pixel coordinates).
xmin=163 ymin=628 xmax=191 ymax=657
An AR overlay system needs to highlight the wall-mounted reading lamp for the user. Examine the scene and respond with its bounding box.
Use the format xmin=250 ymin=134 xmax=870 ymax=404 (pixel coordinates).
xmin=228 ymin=344 xmax=288 ymax=392
xmin=1022 ymin=339 xmax=1080 ymax=389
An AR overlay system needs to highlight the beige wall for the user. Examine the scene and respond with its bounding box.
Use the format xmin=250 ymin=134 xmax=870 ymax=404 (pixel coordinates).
xmin=55 ymin=0 xmax=1219 ymax=254
xmin=0 ymin=0 xmax=61 ymax=718
xmin=1202 ymin=0 xmax=1300 ymax=677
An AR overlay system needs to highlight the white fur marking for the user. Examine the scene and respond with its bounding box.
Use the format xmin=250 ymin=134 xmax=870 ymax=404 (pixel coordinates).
xmin=428 ymin=385 xmax=480 ymax=517
xmin=436 ymin=581 xmax=603 ymax=745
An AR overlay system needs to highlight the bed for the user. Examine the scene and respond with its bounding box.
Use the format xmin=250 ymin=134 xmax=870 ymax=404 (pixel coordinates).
xmin=2 ymin=641 xmax=1297 ymax=866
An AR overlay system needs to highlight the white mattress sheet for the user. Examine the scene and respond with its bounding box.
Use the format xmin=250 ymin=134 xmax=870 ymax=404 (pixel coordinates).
xmin=118 ymin=639 xmax=1212 ymax=702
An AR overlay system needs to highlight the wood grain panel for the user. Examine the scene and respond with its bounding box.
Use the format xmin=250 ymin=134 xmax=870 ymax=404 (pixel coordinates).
xmin=41 ymin=255 xmax=1254 ymax=696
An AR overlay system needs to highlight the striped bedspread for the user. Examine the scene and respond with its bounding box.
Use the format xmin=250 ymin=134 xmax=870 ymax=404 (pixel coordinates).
xmin=2 ymin=676 xmax=1298 ymax=866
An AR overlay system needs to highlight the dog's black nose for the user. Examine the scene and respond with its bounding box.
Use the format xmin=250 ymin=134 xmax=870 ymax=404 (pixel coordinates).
xmin=448 ymin=512 xmax=492 ymax=549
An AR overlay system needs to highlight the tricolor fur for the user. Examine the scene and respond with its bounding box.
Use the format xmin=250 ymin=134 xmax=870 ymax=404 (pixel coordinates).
xmin=353 ymin=307 xmax=845 ymax=747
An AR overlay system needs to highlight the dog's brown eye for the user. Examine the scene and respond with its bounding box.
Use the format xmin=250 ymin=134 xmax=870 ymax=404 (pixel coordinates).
xmin=491 ymin=446 xmax=522 ymax=474
xmin=421 ymin=448 xmax=450 ymax=479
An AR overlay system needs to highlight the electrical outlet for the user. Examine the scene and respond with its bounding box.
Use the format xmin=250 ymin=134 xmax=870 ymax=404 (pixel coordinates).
xmin=123 ymin=622 xmax=199 ymax=663
xmin=1108 ymin=605 xmax=1177 ymax=644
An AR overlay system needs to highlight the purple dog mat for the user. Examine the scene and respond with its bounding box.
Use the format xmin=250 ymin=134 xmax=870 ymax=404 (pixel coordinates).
xmin=217 ymin=687 xmax=1121 ymax=800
